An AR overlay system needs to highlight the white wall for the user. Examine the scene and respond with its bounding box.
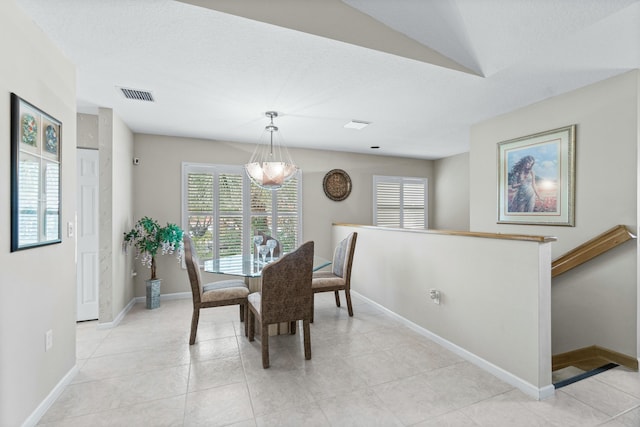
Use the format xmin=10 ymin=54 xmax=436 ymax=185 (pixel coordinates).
xmin=336 ymin=224 xmax=554 ymax=398
xmin=470 ymin=71 xmax=639 ymax=357
xmin=131 ymin=133 xmax=433 ymax=296
xmin=0 ymin=1 xmax=77 ymax=425
xmin=433 ymin=152 xmax=470 ymax=231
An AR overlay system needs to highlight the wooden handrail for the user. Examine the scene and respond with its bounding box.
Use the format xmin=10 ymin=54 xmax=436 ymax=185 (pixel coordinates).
xmin=552 ymin=225 xmax=636 ymax=278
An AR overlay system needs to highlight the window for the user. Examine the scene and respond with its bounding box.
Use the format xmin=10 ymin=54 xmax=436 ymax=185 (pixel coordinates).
xmin=182 ymin=163 xmax=302 ymax=262
xmin=373 ymin=175 xmax=427 ymax=229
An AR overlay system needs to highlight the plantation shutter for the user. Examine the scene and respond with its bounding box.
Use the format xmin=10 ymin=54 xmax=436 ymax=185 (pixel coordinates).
xmin=218 ymin=173 xmax=243 ymax=256
xmin=18 ymin=158 xmax=40 ymax=245
xmin=374 ymin=176 xmax=427 ymax=229
xmin=275 ymin=175 xmax=300 ymax=253
xmin=250 ymin=183 xmax=272 ymax=239
xmin=183 ymin=163 xmax=301 ymax=262
xmin=374 ymin=180 xmax=401 ymax=228
xmin=186 ymin=171 xmax=215 ymax=260
xmin=402 ymin=181 xmax=426 ymax=229
xmin=44 ymin=162 xmax=60 ymax=240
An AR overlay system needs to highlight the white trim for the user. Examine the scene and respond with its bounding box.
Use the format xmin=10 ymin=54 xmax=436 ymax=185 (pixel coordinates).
xmin=21 ymin=364 xmax=79 ymax=427
xmin=96 ymin=297 xmax=136 ymax=330
xmin=352 ymin=290 xmax=555 ymax=401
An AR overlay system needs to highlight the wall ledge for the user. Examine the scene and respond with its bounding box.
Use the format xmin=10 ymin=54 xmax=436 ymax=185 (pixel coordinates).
xmin=332 ymin=223 xmax=557 ymax=243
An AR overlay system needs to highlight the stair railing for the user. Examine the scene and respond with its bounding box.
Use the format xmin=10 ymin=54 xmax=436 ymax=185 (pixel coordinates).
xmin=551 ymin=225 xmax=636 ymax=278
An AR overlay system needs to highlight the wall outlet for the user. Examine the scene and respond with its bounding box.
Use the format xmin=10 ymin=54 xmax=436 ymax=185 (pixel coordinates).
xmin=429 ymin=289 xmax=441 ymax=305
xmin=45 ymin=329 xmax=53 ymax=351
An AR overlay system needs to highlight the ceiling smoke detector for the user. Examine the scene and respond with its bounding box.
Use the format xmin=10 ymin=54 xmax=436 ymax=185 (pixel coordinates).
xmin=117 ymin=86 xmax=155 ymax=102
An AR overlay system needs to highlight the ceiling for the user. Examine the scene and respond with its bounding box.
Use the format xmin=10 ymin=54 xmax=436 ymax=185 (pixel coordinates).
xmin=15 ymin=0 xmax=640 ymax=160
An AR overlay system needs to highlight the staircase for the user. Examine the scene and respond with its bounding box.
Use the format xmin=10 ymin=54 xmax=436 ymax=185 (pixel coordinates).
xmin=550 ymin=225 xmax=637 ymax=388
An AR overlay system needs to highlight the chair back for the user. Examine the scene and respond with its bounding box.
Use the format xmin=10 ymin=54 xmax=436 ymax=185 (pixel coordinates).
xmin=260 ymin=241 xmax=314 ymax=324
xmin=332 ymin=232 xmax=358 ymax=286
xmin=183 ymin=234 xmax=203 ymax=305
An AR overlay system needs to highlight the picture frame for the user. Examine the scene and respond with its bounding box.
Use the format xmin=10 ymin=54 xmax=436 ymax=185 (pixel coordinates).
xmin=497 ymin=125 xmax=575 ymax=226
xmin=10 ymin=93 xmax=62 ymax=251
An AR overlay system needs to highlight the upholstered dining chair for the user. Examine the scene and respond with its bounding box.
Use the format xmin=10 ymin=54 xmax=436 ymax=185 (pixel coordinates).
xmin=183 ymin=234 xmax=249 ymax=345
xmin=248 ymin=241 xmax=314 ymax=368
xmin=311 ymin=232 xmax=358 ymax=322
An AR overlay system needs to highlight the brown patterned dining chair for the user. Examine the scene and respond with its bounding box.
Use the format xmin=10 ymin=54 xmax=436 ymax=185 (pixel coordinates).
xmin=248 ymin=241 xmax=314 ymax=368
xmin=311 ymin=232 xmax=357 ymax=322
xmin=183 ymin=234 xmax=249 ymax=345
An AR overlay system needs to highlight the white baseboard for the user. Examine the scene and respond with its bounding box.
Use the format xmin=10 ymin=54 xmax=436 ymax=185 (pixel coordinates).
xmin=96 ymin=297 xmax=136 ymax=330
xmin=21 ymin=364 xmax=79 ymax=427
xmin=351 ymin=290 xmax=555 ymax=401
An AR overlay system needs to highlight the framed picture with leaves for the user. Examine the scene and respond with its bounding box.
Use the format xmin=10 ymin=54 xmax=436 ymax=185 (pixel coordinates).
xmin=11 ymin=93 xmax=62 ymax=251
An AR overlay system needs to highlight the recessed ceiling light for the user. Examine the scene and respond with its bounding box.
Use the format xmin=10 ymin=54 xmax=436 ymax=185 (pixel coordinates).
xmin=344 ymin=120 xmax=370 ymax=130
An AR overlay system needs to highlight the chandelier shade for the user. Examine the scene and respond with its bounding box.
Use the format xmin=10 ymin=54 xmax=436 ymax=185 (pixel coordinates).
xmin=244 ymin=111 xmax=298 ymax=190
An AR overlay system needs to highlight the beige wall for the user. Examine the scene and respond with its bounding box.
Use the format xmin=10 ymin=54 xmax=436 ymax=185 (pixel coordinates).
xmin=0 ymin=1 xmax=77 ymax=425
xmin=77 ymin=113 xmax=99 ymax=150
xmin=433 ymin=152 xmax=470 ymax=231
xmin=470 ymin=70 xmax=639 ymax=357
xmin=337 ymin=224 xmax=554 ymax=398
xmin=97 ymin=109 xmax=135 ymax=323
xmin=132 ymin=133 xmax=432 ymax=295
xmin=110 ymin=112 xmax=135 ymax=319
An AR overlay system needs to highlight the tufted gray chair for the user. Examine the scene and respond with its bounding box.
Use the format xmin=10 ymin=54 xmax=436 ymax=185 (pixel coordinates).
xmin=311 ymin=232 xmax=357 ymax=322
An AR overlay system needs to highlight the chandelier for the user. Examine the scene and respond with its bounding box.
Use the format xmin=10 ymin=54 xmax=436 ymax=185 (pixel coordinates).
xmin=244 ymin=111 xmax=298 ymax=190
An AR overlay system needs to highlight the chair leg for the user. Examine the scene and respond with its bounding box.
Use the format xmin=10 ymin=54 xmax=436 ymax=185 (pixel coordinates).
xmin=290 ymin=320 xmax=296 ymax=335
xmin=248 ymin=309 xmax=255 ymax=342
xmin=189 ymin=308 xmax=200 ymax=345
xmin=239 ymin=304 xmax=244 ymax=322
xmin=261 ymin=324 xmax=270 ymax=368
xmin=303 ymin=319 xmax=311 ymax=360
xmin=334 ymin=290 xmax=341 ymax=307
xmin=345 ymin=290 xmax=354 ymax=317
xmin=243 ymin=303 xmax=249 ymax=337
xmin=310 ymin=295 xmax=314 ymax=323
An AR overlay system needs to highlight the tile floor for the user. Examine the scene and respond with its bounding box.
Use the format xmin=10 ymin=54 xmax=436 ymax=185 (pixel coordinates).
xmin=39 ymin=294 xmax=640 ymax=426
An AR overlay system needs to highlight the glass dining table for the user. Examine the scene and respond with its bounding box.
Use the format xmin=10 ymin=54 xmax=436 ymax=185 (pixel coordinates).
xmin=203 ymin=254 xmax=331 ymax=336
xmin=203 ymin=254 xmax=331 ymax=292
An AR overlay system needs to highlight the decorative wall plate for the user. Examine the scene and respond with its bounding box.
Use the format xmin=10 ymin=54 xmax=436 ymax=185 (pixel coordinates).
xmin=45 ymin=124 xmax=58 ymax=154
xmin=323 ymin=169 xmax=352 ymax=201
xmin=22 ymin=114 xmax=37 ymax=146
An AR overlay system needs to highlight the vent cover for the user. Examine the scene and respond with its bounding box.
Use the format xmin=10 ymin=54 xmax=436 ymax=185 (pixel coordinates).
xmin=118 ymin=86 xmax=155 ymax=102
xmin=344 ymin=120 xmax=370 ymax=130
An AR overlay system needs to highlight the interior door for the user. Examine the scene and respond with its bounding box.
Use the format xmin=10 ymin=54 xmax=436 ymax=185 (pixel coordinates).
xmin=77 ymin=148 xmax=99 ymax=321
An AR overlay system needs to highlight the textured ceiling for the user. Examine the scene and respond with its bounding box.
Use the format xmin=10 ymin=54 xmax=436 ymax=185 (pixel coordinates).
xmin=15 ymin=0 xmax=640 ymax=159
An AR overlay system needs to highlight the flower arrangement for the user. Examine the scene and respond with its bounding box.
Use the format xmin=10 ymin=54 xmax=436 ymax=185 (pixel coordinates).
xmin=123 ymin=216 xmax=184 ymax=280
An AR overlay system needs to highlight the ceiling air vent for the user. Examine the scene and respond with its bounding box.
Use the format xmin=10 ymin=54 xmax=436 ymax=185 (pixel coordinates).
xmin=118 ymin=86 xmax=155 ymax=102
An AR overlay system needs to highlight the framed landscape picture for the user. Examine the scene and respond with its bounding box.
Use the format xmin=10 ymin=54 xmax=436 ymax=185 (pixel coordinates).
xmin=10 ymin=93 xmax=62 ymax=251
xmin=497 ymin=125 xmax=576 ymax=226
